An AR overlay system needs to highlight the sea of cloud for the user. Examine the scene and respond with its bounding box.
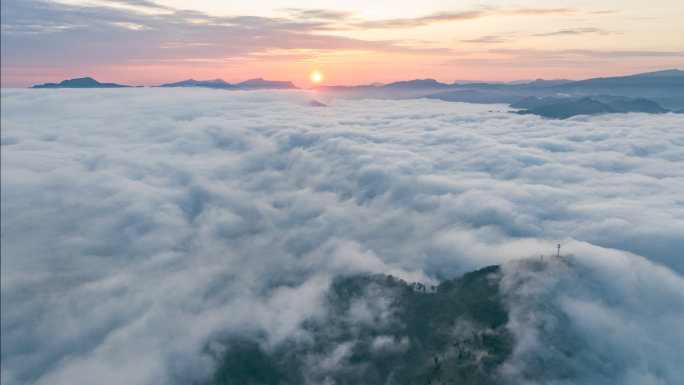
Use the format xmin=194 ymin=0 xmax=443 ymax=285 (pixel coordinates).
xmin=1 ymin=88 xmax=683 ymax=384
xmin=498 ymin=248 xmax=684 ymax=384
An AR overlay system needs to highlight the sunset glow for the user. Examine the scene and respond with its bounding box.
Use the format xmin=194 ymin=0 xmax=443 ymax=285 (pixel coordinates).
xmin=1 ymin=0 xmax=683 ymax=87
xmin=3 ymin=0 xmax=684 ymax=384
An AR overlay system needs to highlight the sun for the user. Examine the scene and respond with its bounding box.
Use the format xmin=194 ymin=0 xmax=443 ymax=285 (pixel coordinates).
xmin=312 ymin=73 xmax=322 ymax=83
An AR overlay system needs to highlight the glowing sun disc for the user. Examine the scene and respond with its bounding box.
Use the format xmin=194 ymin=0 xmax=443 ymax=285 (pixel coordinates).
xmin=312 ymin=73 xmax=322 ymax=82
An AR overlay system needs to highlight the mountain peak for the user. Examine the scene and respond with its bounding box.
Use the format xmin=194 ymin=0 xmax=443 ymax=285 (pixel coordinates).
xmin=516 ymin=98 xmax=620 ymax=119
xmin=236 ymin=78 xmax=299 ymax=90
xmin=381 ymin=79 xmax=450 ymax=89
xmin=154 ymin=79 xmax=239 ymax=88
xmin=32 ymin=77 xmax=130 ymax=88
xmin=64 ymin=77 xmax=97 ymax=83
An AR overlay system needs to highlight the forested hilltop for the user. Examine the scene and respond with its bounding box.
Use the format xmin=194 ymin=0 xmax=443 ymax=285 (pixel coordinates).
xmin=204 ymin=266 xmax=512 ymax=385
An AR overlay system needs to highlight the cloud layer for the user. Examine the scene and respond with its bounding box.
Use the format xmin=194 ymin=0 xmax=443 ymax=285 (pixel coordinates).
xmin=498 ymin=250 xmax=684 ymax=384
xmin=1 ymin=89 xmax=684 ymax=384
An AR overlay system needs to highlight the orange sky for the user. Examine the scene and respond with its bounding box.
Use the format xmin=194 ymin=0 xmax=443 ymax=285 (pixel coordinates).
xmin=2 ymin=0 xmax=683 ymax=87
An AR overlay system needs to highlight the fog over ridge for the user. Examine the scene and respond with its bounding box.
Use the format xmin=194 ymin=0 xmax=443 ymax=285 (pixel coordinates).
xmin=1 ymin=88 xmax=684 ymax=384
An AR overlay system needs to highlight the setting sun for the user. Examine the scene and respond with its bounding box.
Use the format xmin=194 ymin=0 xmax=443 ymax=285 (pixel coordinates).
xmin=312 ymin=73 xmax=322 ymax=82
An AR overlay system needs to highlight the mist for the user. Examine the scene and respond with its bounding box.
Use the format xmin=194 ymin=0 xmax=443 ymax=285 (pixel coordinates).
xmin=2 ymin=88 xmax=683 ymax=384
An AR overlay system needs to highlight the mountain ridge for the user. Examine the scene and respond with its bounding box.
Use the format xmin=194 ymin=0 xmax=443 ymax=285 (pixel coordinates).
xmin=31 ymin=77 xmax=131 ymax=88
xmin=236 ymin=78 xmax=300 ymax=90
xmin=515 ymin=98 xmax=622 ymax=119
xmin=206 ymin=266 xmax=512 ymax=385
xmin=153 ymin=79 xmax=240 ymax=89
xmin=28 ymin=70 xmax=684 ymax=105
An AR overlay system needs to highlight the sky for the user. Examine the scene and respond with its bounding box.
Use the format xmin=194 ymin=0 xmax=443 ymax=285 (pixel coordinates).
xmin=1 ymin=0 xmax=683 ymax=87
xmin=2 ymin=89 xmax=684 ymax=384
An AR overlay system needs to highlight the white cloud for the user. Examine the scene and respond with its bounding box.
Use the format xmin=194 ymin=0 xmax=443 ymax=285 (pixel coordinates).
xmin=1 ymin=88 xmax=683 ymax=384
xmin=497 ymin=246 xmax=684 ymax=384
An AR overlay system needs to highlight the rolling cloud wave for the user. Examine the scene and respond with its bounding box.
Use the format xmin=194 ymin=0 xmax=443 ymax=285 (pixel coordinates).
xmin=2 ymin=89 xmax=683 ymax=384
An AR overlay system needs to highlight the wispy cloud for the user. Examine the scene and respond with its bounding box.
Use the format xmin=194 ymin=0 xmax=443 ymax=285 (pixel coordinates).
xmin=567 ymin=49 xmax=683 ymax=58
xmin=278 ymin=8 xmax=361 ymax=21
xmin=457 ymin=28 xmax=620 ymax=45
xmin=350 ymin=8 xmax=611 ymax=30
xmin=273 ymin=7 xmax=612 ymax=31
xmin=487 ymin=48 xmax=684 ymax=58
xmin=1 ymin=0 xmax=442 ymax=69
xmin=435 ymin=48 xmax=684 ymax=68
xmin=458 ymin=35 xmax=511 ymax=44
xmin=532 ymin=28 xmax=618 ymax=37
xmin=1 ymin=0 xmax=621 ymax=71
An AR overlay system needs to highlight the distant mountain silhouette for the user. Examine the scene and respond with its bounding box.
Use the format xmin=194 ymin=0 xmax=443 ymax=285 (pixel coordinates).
xmin=453 ymin=79 xmax=505 ymax=85
xmin=310 ymin=100 xmax=326 ymax=107
xmin=516 ymin=98 xmax=621 ymax=119
xmin=608 ymin=99 xmax=670 ymax=113
xmin=505 ymin=79 xmax=534 ymax=85
xmin=450 ymin=79 xmax=571 ymax=86
xmin=380 ymin=79 xmax=452 ymax=90
xmin=312 ymin=70 xmax=681 ymax=106
xmin=421 ymin=90 xmax=523 ymax=104
xmin=236 ymin=78 xmax=300 ymax=90
xmin=310 ymin=77 xmax=583 ymax=101
xmin=446 ymin=71 xmax=684 ymax=100
xmin=153 ymin=79 xmax=240 ymax=89
xmin=674 ymin=109 xmax=684 ymax=114
xmin=39 ymin=70 xmax=677 ymax=108
xmin=204 ymin=79 xmax=231 ymax=85
xmin=310 ymin=85 xmax=378 ymax=90
xmin=153 ymin=78 xmax=299 ymax=90
xmin=311 ymin=79 xmax=461 ymax=100
xmin=31 ymin=77 xmax=130 ymax=88
xmin=522 ymin=79 xmax=574 ymax=87
xmin=588 ymin=95 xmax=633 ymax=104
xmin=541 ymin=69 xmax=684 ymax=98
xmin=509 ymin=95 xmax=661 ymax=109
xmin=510 ymin=96 xmax=574 ymax=109
xmin=649 ymin=96 xmax=684 ymax=110
xmin=309 ymin=81 xmax=452 ymax=100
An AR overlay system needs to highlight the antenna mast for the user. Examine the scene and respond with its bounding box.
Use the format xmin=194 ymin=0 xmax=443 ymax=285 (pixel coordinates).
xmin=557 ymin=244 xmax=561 ymax=256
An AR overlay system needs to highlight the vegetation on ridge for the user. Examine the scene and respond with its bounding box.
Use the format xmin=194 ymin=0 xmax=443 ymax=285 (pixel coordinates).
xmin=205 ymin=266 xmax=512 ymax=385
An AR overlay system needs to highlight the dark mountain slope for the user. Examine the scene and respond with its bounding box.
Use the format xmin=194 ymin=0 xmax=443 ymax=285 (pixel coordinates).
xmin=608 ymin=99 xmax=669 ymax=113
xmin=206 ymin=266 xmax=512 ymax=385
xmin=589 ymin=94 xmax=633 ymax=103
xmin=516 ymin=98 xmax=620 ymax=119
